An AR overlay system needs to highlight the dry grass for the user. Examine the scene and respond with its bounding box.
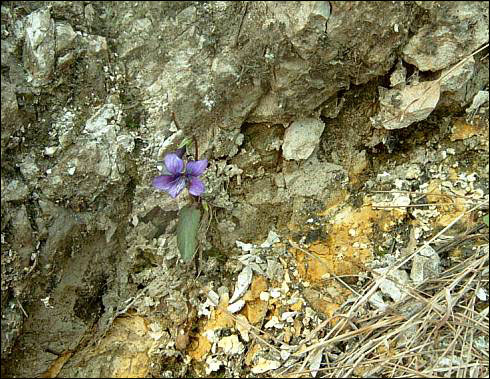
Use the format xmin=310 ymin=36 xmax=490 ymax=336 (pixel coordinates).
xmin=278 ymin=200 xmax=489 ymax=378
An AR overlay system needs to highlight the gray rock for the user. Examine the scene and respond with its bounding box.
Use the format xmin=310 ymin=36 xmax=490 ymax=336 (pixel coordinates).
xmin=440 ymin=57 xmax=475 ymax=93
xmin=19 ymin=155 xmax=40 ymax=182
xmin=283 ymin=118 xmax=325 ymax=161
xmin=374 ymin=267 xmax=410 ymax=302
xmin=466 ymin=90 xmax=489 ymax=115
xmin=23 ymin=8 xmax=55 ymax=86
xmin=410 ymin=245 xmax=441 ymax=285
xmin=403 ymin=2 xmax=489 ymax=71
xmin=0 ymin=78 xmax=18 ymax=151
xmin=2 ymin=179 xmax=29 ymax=202
xmin=40 ymin=101 xmax=131 ymax=202
xmin=1 ymin=2 xmax=488 ymax=377
xmin=54 ymin=22 xmax=77 ymax=54
xmin=11 ymin=205 xmax=35 ymax=267
xmin=283 ymin=155 xmax=347 ymax=198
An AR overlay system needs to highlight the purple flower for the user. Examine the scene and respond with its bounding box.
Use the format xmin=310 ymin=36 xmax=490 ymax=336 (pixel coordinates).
xmin=153 ymin=151 xmax=208 ymax=198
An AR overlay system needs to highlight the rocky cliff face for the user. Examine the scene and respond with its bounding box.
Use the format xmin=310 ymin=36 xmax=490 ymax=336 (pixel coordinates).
xmin=1 ymin=2 xmax=488 ymax=377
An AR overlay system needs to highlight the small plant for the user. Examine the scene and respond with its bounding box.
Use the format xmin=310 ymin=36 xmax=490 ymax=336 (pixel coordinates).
xmin=153 ymin=128 xmax=208 ymax=262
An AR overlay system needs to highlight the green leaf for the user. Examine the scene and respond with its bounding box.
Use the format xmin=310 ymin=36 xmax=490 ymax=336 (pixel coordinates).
xmin=176 ymin=205 xmax=201 ymax=262
xmin=178 ymin=138 xmax=193 ymax=149
xmin=483 ymin=214 xmax=489 ymax=227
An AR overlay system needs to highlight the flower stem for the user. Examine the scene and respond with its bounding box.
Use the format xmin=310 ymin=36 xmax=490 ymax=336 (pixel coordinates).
xmin=193 ymin=136 xmax=199 ymax=161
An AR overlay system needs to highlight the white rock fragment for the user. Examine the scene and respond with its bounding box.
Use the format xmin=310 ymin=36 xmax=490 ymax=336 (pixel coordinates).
xmin=40 ymin=296 xmax=54 ymax=309
xmin=264 ymin=316 xmax=284 ymax=329
xmin=67 ymin=166 xmax=76 ymax=176
xmin=405 ymin=165 xmax=421 ymax=180
xmin=369 ymin=291 xmax=388 ymax=311
xmin=229 ymin=266 xmax=253 ymax=303
xmin=148 ymin=322 xmax=164 ymax=341
xmin=235 ymin=314 xmax=251 ymax=342
xmin=207 ymin=290 xmax=220 ymax=306
xmin=260 ymin=230 xmax=280 ymax=248
xmin=374 ymin=267 xmax=410 ymax=302
xmin=377 ymin=171 xmax=391 ymax=181
xmin=476 ymin=288 xmax=487 ymax=301
xmin=270 ymin=288 xmax=281 ymax=298
xmin=283 ymin=118 xmax=325 ymax=161
xmin=218 ymin=335 xmax=244 ymax=355
xmin=227 ymin=300 xmax=245 ymax=314
xmin=203 ymin=329 xmax=218 ymax=344
xmin=236 ymin=240 xmax=255 ymax=252
xmin=372 ymin=192 xmax=411 ymax=208
xmin=44 ymin=146 xmax=58 ymax=156
xmin=411 ymin=245 xmax=441 ymax=284
xmin=131 ymin=215 xmax=139 ymax=227
xmin=466 ymin=90 xmax=489 ymax=114
xmin=205 ymin=356 xmax=222 ymax=375
xmin=251 ymin=358 xmax=281 ymax=374
xmin=281 ymin=312 xmax=297 ymax=322
xmin=259 ymin=291 xmax=270 ymax=301
xmin=280 ymin=350 xmax=291 ymax=361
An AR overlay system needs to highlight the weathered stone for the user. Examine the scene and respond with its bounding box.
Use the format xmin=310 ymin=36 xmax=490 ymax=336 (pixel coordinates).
xmin=466 ymin=90 xmax=489 ymax=115
xmin=40 ymin=101 xmax=131 ymax=202
xmin=19 ymin=154 xmax=40 ymax=182
xmin=282 ymin=156 xmax=347 ymax=198
xmin=403 ymin=2 xmax=489 ymax=71
xmin=440 ymin=57 xmax=475 ymax=93
xmin=2 ymin=179 xmax=29 ymax=202
xmin=0 ymin=77 xmax=18 ymax=151
xmin=282 ymin=118 xmax=325 ymax=161
xmin=54 ymin=22 xmax=77 ymax=54
xmin=23 ymin=8 xmax=55 ymax=86
xmin=11 ymin=205 xmax=35 ymax=267
xmin=410 ymin=245 xmax=441 ymax=285
xmin=390 ymin=60 xmax=406 ymax=88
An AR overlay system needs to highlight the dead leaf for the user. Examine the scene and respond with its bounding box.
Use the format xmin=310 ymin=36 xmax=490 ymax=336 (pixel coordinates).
xmin=375 ymin=80 xmax=441 ymax=130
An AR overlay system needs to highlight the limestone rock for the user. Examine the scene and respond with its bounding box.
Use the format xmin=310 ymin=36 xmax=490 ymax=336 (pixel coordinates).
xmin=0 ymin=78 xmax=19 ymax=151
xmin=403 ymin=2 xmax=489 ymax=71
xmin=23 ymin=8 xmax=55 ymax=86
xmin=282 ymin=118 xmax=325 ymax=161
xmin=54 ymin=22 xmax=77 ymax=54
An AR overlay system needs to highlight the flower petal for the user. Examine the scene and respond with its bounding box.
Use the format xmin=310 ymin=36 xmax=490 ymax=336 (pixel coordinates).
xmin=167 ymin=176 xmax=186 ymax=198
xmin=153 ymin=175 xmax=186 ymax=198
xmin=188 ymin=177 xmax=205 ymax=196
xmin=164 ymin=153 xmax=184 ymax=175
xmin=152 ymin=175 xmax=175 ymax=190
xmin=186 ymin=159 xmax=208 ymax=177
